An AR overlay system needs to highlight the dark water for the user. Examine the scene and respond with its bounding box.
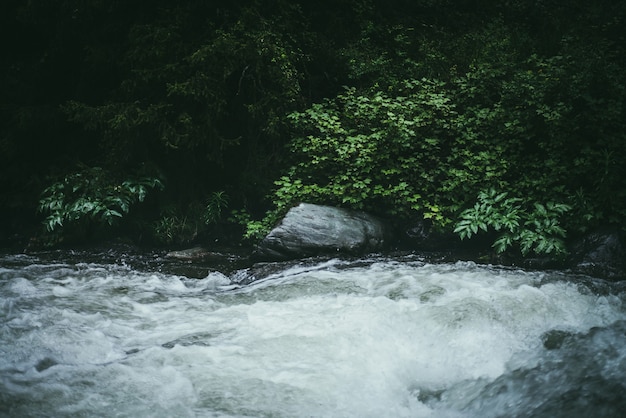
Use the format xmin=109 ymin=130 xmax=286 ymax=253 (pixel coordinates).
xmin=1 ymin=252 xmax=625 ymax=417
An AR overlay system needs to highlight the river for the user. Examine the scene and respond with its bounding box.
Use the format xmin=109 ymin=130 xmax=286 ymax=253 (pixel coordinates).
xmin=1 ymin=251 xmax=625 ymax=417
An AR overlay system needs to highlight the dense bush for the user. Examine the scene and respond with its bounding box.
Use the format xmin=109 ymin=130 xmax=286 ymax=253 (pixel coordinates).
xmin=454 ymin=189 xmax=571 ymax=256
xmin=38 ymin=167 xmax=163 ymax=243
xmin=248 ymin=19 xmax=626 ymax=255
xmin=151 ymin=191 xmax=229 ymax=245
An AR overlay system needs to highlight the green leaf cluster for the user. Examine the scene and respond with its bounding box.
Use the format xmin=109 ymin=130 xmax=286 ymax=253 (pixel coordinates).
xmin=252 ymin=18 xmax=626 ymax=255
xmin=151 ymin=191 xmax=229 ymax=245
xmin=229 ymin=208 xmax=279 ymax=242
xmin=276 ymin=79 xmax=461 ymax=224
xmin=454 ymin=189 xmax=571 ymax=256
xmin=38 ymin=167 xmax=163 ymax=235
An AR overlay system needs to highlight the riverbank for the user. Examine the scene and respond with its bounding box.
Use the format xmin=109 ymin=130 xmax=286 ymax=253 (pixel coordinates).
xmin=3 ymin=234 xmax=623 ymax=284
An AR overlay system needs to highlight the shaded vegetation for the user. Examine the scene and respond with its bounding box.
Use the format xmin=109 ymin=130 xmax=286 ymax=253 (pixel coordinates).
xmin=1 ymin=0 xmax=625 ymax=256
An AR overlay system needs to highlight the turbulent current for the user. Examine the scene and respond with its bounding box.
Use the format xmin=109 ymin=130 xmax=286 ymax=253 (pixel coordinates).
xmin=1 ymin=252 xmax=625 ymax=417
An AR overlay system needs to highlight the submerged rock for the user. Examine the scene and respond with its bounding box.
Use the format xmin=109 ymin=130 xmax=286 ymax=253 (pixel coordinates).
xmin=165 ymin=247 xmax=219 ymax=261
xmin=163 ymin=246 xmax=251 ymax=277
xmin=255 ymin=203 xmax=388 ymax=260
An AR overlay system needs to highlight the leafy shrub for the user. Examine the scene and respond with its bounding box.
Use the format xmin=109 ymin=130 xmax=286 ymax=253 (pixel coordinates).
xmin=152 ymin=208 xmax=198 ymax=245
xmin=38 ymin=167 xmax=163 ymax=236
xmin=152 ymin=191 xmax=229 ymax=245
xmin=254 ymin=77 xmax=511 ymax=236
xmin=250 ymin=21 xmax=626 ymax=255
xmin=454 ymin=189 xmax=571 ymax=256
xmin=276 ymin=80 xmax=461 ymax=220
xmin=203 ymin=191 xmax=229 ymax=225
xmin=229 ymin=208 xmax=279 ymax=242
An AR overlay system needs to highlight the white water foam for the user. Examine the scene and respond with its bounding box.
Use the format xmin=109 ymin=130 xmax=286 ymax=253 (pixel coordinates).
xmin=1 ymin=258 xmax=624 ymax=417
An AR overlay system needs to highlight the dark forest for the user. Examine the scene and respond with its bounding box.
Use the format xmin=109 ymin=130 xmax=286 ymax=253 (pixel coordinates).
xmin=1 ymin=0 xmax=625 ymax=256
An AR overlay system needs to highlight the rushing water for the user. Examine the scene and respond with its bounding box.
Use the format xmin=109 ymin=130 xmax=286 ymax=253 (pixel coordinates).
xmin=1 ymin=252 xmax=625 ymax=418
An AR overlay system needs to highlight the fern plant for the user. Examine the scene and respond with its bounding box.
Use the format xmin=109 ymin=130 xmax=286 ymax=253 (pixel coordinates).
xmin=38 ymin=167 xmax=163 ymax=234
xmin=203 ymin=191 xmax=229 ymax=225
xmin=454 ymin=188 xmax=571 ymax=256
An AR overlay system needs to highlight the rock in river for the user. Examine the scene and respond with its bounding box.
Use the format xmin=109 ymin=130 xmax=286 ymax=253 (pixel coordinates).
xmin=256 ymin=203 xmax=388 ymax=260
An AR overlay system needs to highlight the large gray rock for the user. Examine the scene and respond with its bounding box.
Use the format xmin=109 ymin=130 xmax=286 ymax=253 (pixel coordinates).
xmin=256 ymin=203 xmax=388 ymax=260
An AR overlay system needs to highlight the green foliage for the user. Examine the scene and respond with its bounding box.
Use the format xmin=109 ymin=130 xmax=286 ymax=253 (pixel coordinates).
xmin=60 ymin=3 xmax=308 ymax=160
xmin=229 ymin=208 xmax=279 ymax=242
xmin=454 ymin=189 xmax=571 ymax=256
xmin=204 ymin=191 xmax=229 ymax=225
xmin=253 ymin=17 xmax=626 ymax=254
xmin=262 ymin=72 xmax=516 ymax=231
xmin=38 ymin=167 xmax=163 ymax=235
xmin=57 ymin=2 xmax=311 ymax=229
xmin=151 ymin=191 xmax=229 ymax=245
xmin=4 ymin=0 xmax=626 ymax=252
xmin=152 ymin=209 xmax=198 ymax=246
xmin=151 ymin=205 xmax=204 ymax=245
xmin=274 ymin=78 xmax=464 ymax=225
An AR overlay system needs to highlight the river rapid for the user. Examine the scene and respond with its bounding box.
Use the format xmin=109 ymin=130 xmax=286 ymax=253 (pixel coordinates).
xmin=1 ymin=251 xmax=625 ymax=417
